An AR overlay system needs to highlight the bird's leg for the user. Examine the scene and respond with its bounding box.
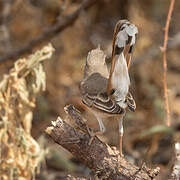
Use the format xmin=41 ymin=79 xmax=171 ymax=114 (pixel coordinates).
xmin=118 ymin=115 xmax=124 ymax=157
xmin=96 ymin=116 xmax=106 ymax=135
xmin=88 ymin=115 xmax=106 ymax=145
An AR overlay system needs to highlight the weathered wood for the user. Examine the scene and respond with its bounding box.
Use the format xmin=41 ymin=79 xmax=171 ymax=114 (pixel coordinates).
xmin=46 ymin=105 xmax=160 ymax=180
xmin=169 ymin=142 xmax=180 ymax=180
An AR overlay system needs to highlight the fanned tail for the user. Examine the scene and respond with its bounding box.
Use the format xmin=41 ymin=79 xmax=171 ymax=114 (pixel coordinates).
xmin=107 ymin=20 xmax=138 ymax=95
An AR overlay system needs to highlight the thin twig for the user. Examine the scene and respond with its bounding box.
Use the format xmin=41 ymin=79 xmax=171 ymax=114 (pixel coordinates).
xmin=0 ymin=0 xmax=97 ymax=63
xmin=132 ymin=31 xmax=180 ymax=66
xmin=162 ymin=0 xmax=175 ymax=126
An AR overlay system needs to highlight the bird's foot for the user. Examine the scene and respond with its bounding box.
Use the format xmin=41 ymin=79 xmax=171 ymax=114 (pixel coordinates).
xmin=87 ymin=127 xmax=104 ymax=145
xmin=87 ymin=127 xmax=96 ymax=145
xmin=119 ymin=151 xmax=124 ymax=158
xmin=117 ymin=149 xmax=124 ymax=168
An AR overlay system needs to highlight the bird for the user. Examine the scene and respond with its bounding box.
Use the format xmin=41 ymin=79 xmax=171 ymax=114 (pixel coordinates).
xmin=80 ymin=20 xmax=138 ymax=157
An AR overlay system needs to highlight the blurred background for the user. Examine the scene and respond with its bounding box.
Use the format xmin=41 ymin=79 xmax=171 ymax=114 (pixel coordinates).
xmin=0 ymin=0 xmax=180 ymax=179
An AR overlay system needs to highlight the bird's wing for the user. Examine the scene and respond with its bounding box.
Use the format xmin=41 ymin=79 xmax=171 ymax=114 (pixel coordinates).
xmin=80 ymin=73 xmax=124 ymax=115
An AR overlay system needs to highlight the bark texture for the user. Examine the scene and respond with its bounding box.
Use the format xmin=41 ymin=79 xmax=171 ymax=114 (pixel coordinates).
xmin=46 ymin=105 xmax=160 ymax=180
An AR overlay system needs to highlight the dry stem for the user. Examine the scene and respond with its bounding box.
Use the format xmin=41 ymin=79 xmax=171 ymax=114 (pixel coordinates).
xmin=162 ymin=0 xmax=175 ymax=126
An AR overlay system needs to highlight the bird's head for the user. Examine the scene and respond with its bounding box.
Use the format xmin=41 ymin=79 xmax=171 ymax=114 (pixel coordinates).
xmin=84 ymin=46 xmax=109 ymax=79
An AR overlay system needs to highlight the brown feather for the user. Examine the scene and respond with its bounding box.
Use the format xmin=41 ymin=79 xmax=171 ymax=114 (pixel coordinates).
xmin=107 ymin=20 xmax=129 ymax=95
xmin=80 ymin=72 xmax=124 ymax=115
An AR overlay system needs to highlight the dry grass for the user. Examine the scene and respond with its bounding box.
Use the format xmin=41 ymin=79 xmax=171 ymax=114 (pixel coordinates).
xmin=0 ymin=44 xmax=54 ymax=180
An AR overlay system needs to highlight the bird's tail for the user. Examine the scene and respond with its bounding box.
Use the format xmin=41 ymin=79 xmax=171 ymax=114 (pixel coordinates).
xmin=113 ymin=19 xmax=138 ymax=67
xmin=107 ymin=20 xmax=138 ymax=95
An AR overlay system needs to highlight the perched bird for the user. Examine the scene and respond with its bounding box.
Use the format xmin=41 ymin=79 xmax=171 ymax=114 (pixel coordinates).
xmin=80 ymin=20 xmax=138 ymax=156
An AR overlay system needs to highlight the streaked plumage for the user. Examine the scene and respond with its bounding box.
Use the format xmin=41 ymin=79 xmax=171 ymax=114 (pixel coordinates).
xmin=80 ymin=72 xmax=124 ymax=115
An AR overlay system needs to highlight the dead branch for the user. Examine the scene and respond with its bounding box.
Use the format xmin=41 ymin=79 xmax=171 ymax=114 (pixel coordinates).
xmin=169 ymin=142 xmax=180 ymax=180
xmin=66 ymin=175 xmax=87 ymax=180
xmin=46 ymin=105 xmax=160 ymax=180
xmin=0 ymin=0 xmax=97 ymax=63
